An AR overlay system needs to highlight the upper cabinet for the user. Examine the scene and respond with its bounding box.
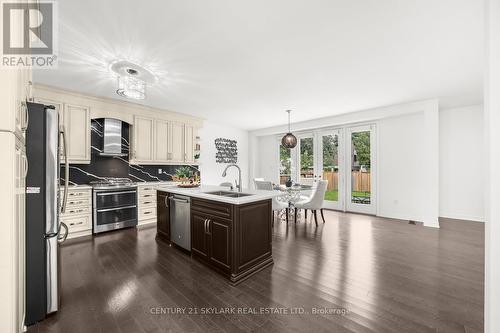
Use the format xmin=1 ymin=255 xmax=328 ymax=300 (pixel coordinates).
xmin=64 ymin=104 xmax=91 ymax=164
xmin=34 ymin=98 xmax=64 ymax=158
xmin=184 ymin=124 xmax=195 ymax=164
xmin=154 ymin=119 xmax=170 ymax=162
xmin=132 ymin=116 xmax=155 ymax=163
xmin=33 ymin=85 xmax=202 ymax=166
xmin=0 ymin=68 xmax=31 ymax=140
xmin=169 ymin=122 xmax=185 ymax=163
xmin=131 ymin=119 xmax=198 ymax=165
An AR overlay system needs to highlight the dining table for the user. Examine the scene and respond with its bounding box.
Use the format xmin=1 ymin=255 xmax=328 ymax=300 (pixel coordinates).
xmin=274 ymin=184 xmax=314 ymax=221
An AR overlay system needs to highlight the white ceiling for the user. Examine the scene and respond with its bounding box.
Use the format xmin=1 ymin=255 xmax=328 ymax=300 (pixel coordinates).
xmin=34 ymin=0 xmax=484 ymax=130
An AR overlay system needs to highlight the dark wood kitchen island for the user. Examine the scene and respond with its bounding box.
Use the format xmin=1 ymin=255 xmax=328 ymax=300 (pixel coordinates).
xmin=156 ymin=186 xmax=279 ymax=284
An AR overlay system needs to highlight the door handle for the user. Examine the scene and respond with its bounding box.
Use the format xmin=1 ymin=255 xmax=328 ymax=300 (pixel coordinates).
xmin=206 ymin=219 xmax=211 ymax=234
xmin=165 ymin=197 xmax=169 ymax=208
xmin=22 ymin=154 xmax=28 ymax=178
xmin=57 ymin=222 xmax=68 ymax=243
xmin=203 ymin=219 xmax=208 ymax=233
xmin=60 ymin=128 xmax=69 ymax=214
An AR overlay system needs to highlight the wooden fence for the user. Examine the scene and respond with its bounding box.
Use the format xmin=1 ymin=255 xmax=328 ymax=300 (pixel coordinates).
xmin=323 ymin=171 xmax=371 ymax=192
xmin=281 ymin=171 xmax=371 ymax=192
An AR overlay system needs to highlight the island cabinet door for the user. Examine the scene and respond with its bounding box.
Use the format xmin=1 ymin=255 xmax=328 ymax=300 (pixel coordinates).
xmin=157 ymin=192 xmax=170 ymax=241
xmin=191 ymin=212 xmax=210 ymax=260
xmin=207 ymin=217 xmax=231 ymax=273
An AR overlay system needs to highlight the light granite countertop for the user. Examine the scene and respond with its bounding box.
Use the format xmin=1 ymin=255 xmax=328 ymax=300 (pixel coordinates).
xmin=156 ymin=185 xmax=281 ymax=205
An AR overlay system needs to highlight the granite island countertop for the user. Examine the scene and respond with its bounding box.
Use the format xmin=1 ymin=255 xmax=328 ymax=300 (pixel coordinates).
xmin=156 ymin=185 xmax=281 ymax=205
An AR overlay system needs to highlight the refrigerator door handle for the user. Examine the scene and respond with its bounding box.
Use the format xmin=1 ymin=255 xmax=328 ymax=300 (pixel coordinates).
xmin=57 ymin=222 xmax=68 ymax=243
xmin=60 ymin=128 xmax=69 ymax=214
xmin=22 ymin=153 xmax=28 ymax=178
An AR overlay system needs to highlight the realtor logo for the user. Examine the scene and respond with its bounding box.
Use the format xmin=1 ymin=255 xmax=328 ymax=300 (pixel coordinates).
xmin=1 ymin=1 xmax=57 ymax=67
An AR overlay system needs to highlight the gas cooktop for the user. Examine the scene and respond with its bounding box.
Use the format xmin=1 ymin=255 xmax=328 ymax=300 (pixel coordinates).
xmin=89 ymin=178 xmax=137 ymax=189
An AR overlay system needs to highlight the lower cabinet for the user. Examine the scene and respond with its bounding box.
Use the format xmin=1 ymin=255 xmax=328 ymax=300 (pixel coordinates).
xmin=60 ymin=186 xmax=92 ymax=239
xmin=156 ymin=191 xmax=170 ymax=242
xmin=191 ymin=212 xmax=231 ymax=273
xmin=191 ymin=212 xmax=210 ymax=259
xmin=191 ymin=197 xmax=273 ymax=284
xmin=137 ymin=184 xmax=158 ymax=225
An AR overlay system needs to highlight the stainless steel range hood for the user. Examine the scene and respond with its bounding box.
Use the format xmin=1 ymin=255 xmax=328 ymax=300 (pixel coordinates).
xmin=100 ymin=118 xmax=127 ymax=157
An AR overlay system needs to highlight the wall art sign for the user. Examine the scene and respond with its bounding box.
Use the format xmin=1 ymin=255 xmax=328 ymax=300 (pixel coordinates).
xmin=215 ymin=138 xmax=238 ymax=164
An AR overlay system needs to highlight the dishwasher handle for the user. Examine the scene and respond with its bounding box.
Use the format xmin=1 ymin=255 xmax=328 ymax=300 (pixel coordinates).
xmin=170 ymin=196 xmax=190 ymax=204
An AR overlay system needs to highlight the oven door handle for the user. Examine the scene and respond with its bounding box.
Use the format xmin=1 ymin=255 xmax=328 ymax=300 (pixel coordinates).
xmin=96 ymin=205 xmax=137 ymax=213
xmin=96 ymin=191 xmax=137 ymax=196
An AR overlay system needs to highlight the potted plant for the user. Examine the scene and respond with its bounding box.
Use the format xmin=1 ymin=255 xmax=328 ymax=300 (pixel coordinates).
xmin=175 ymin=166 xmax=192 ymax=184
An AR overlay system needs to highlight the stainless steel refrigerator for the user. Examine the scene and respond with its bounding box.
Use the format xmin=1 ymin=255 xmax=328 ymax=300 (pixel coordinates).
xmin=25 ymin=102 xmax=69 ymax=326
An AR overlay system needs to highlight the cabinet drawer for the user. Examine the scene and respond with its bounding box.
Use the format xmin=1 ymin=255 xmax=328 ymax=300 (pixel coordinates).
xmin=62 ymin=214 xmax=91 ymax=233
xmin=139 ymin=191 xmax=156 ymax=200
xmin=138 ymin=185 xmax=157 ymax=194
xmin=64 ymin=189 xmax=91 ymax=199
xmin=61 ymin=205 xmax=91 ymax=217
xmin=139 ymin=206 xmax=156 ymax=220
xmin=139 ymin=197 xmax=156 ymax=207
xmin=65 ymin=197 xmax=91 ymax=208
xmin=191 ymin=198 xmax=232 ymax=219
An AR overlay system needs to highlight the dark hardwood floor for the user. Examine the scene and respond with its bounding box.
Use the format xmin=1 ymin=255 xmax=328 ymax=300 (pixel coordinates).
xmin=27 ymin=211 xmax=484 ymax=333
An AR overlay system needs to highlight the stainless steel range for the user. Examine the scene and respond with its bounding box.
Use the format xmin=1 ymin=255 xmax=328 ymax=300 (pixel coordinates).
xmin=91 ymin=179 xmax=138 ymax=234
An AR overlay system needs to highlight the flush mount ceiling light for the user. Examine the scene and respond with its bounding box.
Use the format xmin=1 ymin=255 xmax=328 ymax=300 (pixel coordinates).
xmin=281 ymin=109 xmax=297 ymax=149
xmin=110 ymin=60 xmax=157 ymax=100
xmin=117 ymin=75 xmax=146 ymax=99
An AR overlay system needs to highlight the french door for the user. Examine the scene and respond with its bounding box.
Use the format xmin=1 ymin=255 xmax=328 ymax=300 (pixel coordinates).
xmin=296 ymin=130 xmax=344 ymax=210
xmin=291 ymin=124 xmax=376 ymax=214
xmin=345 ymin=125 xmax=376 ymax=214
xmin=317 ymin=129 xmax=343 ymax=210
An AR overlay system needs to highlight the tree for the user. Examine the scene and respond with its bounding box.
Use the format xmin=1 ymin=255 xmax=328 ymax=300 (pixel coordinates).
xmin=280 ymin=145 xmax=291 ymax=175
xmin=300 ymin=138 xmax=313 ymax=172
xmin=352 ymin=132 xmax=370 ymax=169
xmin=322 ymin=135 xmax=338 ymax=171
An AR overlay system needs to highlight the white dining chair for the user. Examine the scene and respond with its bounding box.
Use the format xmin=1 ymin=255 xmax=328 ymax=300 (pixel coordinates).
xmin=272 ymin=198 xmax=290 ymax=224
xmin=254 ymin=179 xmax=273 ymax=191
xmin=253 ymin=179 xmax=290 ymax=224
xmin=294 ymin=180 xmax=328 ymax=225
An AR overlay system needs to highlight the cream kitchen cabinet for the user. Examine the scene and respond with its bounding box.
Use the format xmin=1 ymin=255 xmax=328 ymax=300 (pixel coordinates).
xmin=64 ymin=104 xmax=91 ymax=164
xmin=154 ymin=119 xmax=170 ymax=162
xmin=59 ymin=186 xmax=92 ymax=239
xmin=132 ymin=118 xmax=197 ymax=165
xmin=0 ymin=69 xmax=31 ymax=141
xmin=34 ymin=98 xmax=64 ymax=159
xmin=169 ymin=121 xmax=185 ymax=163
xmin=0 ymin=133 xmax=27 ymax=333
xmin=32 ymin=100 xmax=90 ymax=164
xmin=137 ymin=183 xmax=158 ymax=225
xmin=132 ymin=116 xmax=155 ymax=163
xmin=184 ymin=124 xmax=195 ymax=163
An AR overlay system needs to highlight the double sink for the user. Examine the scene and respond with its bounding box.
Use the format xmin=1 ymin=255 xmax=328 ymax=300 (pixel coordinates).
xmin=203 ymin=191 xmax=254 ymax=198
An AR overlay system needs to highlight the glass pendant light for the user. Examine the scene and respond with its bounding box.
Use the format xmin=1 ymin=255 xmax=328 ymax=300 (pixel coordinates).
xmin=116 ymin=75 xmax=146 ymax=100
xmin=281 ymin=110 xmax=297 ymax=148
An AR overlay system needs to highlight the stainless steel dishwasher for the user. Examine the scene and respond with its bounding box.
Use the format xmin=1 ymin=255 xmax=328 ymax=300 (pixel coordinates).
xmin=169 ymin=194 xmax=191 ymax=250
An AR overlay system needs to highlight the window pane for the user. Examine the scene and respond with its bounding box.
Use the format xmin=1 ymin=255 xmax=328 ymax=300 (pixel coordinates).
xmin=351 ymin=131 xmax=371 ymax=204
xmin=299 ymin=137 xmax=314 ymax=185
xmin=279 ymin=144 xmax=291 ymax=185
xmin=322 ymin=134 xmax=339 ymax=202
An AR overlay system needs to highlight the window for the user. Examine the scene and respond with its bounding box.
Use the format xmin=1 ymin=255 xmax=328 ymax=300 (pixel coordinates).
xmin=279 ymin=144 xmax=291 ymax=185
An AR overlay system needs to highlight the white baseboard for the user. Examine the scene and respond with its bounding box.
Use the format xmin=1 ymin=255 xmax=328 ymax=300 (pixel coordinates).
xmin=377 ymin=210 xmax=441 ymax=228
xmin=439 ymin=213 xmax=485 ymax=223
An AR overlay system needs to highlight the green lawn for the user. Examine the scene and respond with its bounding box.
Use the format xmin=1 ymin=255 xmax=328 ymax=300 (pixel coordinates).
xmin=324 ymin=189 xmax=371 ymax=201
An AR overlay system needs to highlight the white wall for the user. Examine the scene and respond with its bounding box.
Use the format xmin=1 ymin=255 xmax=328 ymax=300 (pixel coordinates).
xmin=250 ymin=100 xmax=442 ymax=227
xmin=485 ymin=0 xmax=500 ymax=331
xmin=255 ymin=135 xmax=280 ymax=184
xmin=440 ymin=105 xmax=484 ymax=221
xmin=377 ymin=113 xmax=427 ymax=222
xmin=199 ymin=121 xmax=249 ymax=188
